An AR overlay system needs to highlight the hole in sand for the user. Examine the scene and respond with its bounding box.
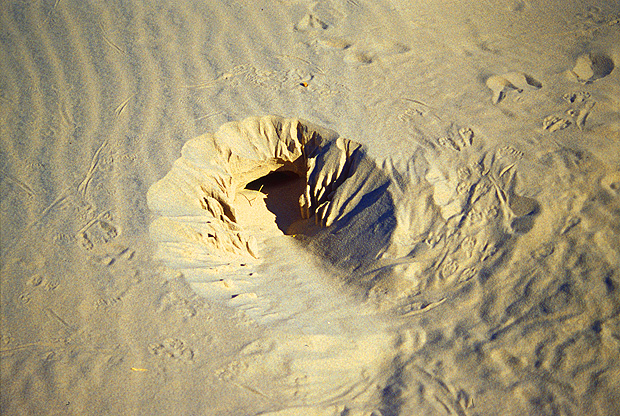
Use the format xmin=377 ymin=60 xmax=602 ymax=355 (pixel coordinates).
xmin=572 ymin=53 xmax=615 ymax=82
xmin=147 ymin=116 xmax=540 ymax=308
xmin=238 ymin=170 xmax=305 ymax=234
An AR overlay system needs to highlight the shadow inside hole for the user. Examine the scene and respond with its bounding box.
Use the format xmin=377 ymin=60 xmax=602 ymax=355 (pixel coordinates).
xmin=245 ymin=170 xmax=305 ymax=234
xmin=590 ymin=53 xmax=614 ymax=79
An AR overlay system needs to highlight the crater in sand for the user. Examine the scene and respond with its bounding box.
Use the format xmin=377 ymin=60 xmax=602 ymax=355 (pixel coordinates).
xmin=146 ymin=116 xmax=390 ymax=271
xmin=147 ymin=115 xmax=540 ymax=310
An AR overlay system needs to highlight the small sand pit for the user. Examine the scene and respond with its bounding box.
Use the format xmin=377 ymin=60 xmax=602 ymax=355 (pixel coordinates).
xmin=570 ymin=52 xmax=615 ymax=83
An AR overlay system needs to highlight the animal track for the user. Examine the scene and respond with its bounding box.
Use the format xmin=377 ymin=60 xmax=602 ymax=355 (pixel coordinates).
xmin=294 ymin=1 xmax=346 ymax=32
xmin=18 ymin=292 xmax=31 ymax=305
xmin=295 ymin=2 xmax=409 ymax=67
xmin=316 ymin=36 xmax=352 ymax=50
xmin=295 ymin=13 xmax=328 ymax=31
xmin=560 ymin=216 xmax=581 ymax=234
xmin=344 ymin=49 xmax=374 ymax=64
xmin=543 ymin=115 xmax=571 ymax=131
xmin=149 ymin=338 xmax=194 ymax=361
xmin=458 ymin=127 xmax=474 ymax=146
xmin=95 ymin=296 xmax=121 ymax=309
xmin=531 ymin=243 xmax=555 ymax=260
xmin=498 ymin=145 xmax=524 ymax=160
xmin=562 ymin=91 xmax=591 ymax=103
xmin=398 ymin=107 xmax=424 ymax=122
xmin=157 ymin=291 xmax=203 ymax=318
xmin=437 ymin=127 xmax=474 ymax=151
xmin=27 ymin=274 xmax=59 ymax=292
xmin=90 ymin=245 xmax=134 ymax=267
xmin=29 ymin=274 xmax=44 ymax=287
xmin=601 ymin=172 xmax=620 ymax=196
xmin=77 ymin=216 xmax=118 ymax=250
xmin=544 ymin=92 xmax=596 ymax=132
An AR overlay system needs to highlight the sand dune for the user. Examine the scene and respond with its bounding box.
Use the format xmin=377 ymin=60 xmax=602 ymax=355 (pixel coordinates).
xmin=2 ymin=0 xmax=620 ymax=415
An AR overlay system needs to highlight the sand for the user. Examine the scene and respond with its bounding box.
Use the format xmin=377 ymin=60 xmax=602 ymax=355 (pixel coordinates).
xmin=1 ymin=0 xmax=619 ymax=415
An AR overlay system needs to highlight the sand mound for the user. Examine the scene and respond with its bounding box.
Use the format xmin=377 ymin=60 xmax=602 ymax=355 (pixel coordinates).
xmin=148 ymin=115 xmax=540 ymax=310
xmin=147 ymin=115 xmax=376 ymax=264
xmin=147 ymin=116 xmax=401 ymax=407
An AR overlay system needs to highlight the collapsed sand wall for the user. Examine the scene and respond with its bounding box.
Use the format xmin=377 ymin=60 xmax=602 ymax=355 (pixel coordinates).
xmin=147 ymin=115 xmax=539 ymax=309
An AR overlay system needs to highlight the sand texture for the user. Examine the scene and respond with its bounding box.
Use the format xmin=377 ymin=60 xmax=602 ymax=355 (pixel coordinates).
xmin=2 ymin=0 xmax=620 ymax=415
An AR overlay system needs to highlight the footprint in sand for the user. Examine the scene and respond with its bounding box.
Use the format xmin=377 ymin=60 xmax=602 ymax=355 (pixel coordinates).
xmin=294 ymin=1 xmax=345 ymax=33
xmin=542 ymin=115 xmax=572 ymax=132
xmin=77 ymin=215 xmax=118 ymax=251
xmin=294 ymin=13 xmax=329 ymax=31
xmin=319 ymin=38 xmax=410 ymax=65
xmin=486 ymin=71 xmax=543 ymax=104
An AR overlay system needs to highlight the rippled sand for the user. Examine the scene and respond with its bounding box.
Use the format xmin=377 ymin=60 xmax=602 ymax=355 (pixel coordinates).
xmin=1 ymin=1 xmax=619 ymax=415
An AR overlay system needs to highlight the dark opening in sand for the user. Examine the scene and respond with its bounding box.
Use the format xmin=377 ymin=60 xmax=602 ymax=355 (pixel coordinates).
xmin=244 ymin=170 xmax=305 ymax=234
xmin=148 ymin=115 xmax=543 ymax=308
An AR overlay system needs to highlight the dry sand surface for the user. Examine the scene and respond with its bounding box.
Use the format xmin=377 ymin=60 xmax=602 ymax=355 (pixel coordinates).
xmin=1 ymin=0 xmax=620 ymax=415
